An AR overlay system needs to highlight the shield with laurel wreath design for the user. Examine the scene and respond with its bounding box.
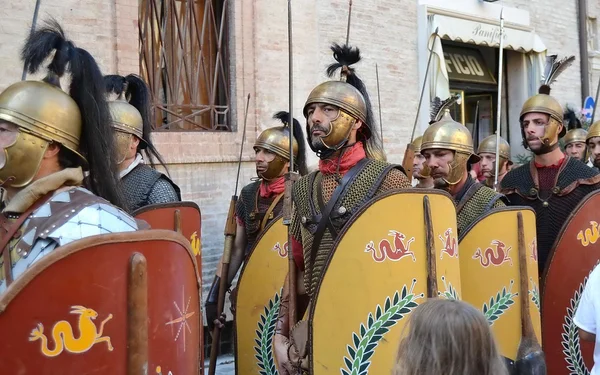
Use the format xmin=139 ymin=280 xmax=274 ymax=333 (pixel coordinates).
xmin=310 ymin=190 xmax=461 ymax=375
xmin=233 ymin=216 xmax=289 ymax=375
xmin=459 ymin=207 xmax=541 ymax=363
xmin=542 ymin=190 xmax=600 ymax=375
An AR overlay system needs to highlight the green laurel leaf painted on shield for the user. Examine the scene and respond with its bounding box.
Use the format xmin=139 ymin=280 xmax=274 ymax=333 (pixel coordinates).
xmin=254 ymin=289 xmax=281 ymax=375
xmin=562 ymin=273 xmax=592 ymax=375
xmin=529 ymin=277 xmax=540 ymax=312
xmin=341 ymin=280 xmax=424 ymax=375
xmin=438 ymin=275 xmax=460 ymax=301
xmin=482 ymin=280 xmax=518 ymax=326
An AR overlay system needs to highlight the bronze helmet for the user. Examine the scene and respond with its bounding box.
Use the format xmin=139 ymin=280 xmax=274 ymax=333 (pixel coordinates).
xmin=564 ymin=128 xmax=588 ymax=146
xmin=0 ymin=81 xmax=85 ymax=188
xmin=411 ymin=135 xmax=431 ymax=178
xmin=0 ymin=19 xmax=127 ymax=208
xmin=411 ymin=136 xmax=424 ymax=153
xmin=303 ymin=44 xmax=382 ymax=160
xmin=253 ymin=111 xmax=307 ymax=180
xmin=109 ymin=98 xmax=145 ymax=164
xmin=586 ymin=121 xmax=600 ymax=142
xmin=421 ymin=110 xmax=479 ymax=185
xmin=477 ymin=134 xmax=512 ymax=164
xmin=520 ymin=55 xmax=575 ymax=152
xmin=520 ymin=94 xmax=565 ymax=147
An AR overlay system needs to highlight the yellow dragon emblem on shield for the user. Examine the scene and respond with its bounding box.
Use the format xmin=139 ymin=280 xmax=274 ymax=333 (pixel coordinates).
xmin=29 ymin=305 xmax=114 ymax=357
xmin=576 ymin=221 xmax=599 ymax=247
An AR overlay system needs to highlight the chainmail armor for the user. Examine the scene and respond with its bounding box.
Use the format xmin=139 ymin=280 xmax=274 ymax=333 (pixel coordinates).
xmin=236 ymin=180 xmax=284 ymax=255
xmin=291 ymin=159 xmax=410 ymax=296
xmin=455 ymin=177 xmax=507 ymax=238
xmin=120 ymin=164 xmax=181 ymax=212
xmin=500 ymin=157 xmax=600 ymax=275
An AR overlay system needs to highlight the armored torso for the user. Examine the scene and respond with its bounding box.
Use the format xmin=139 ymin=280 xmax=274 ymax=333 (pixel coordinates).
xmin=1 ymin=187 xmax=139 ymax=293
xmin=121 ymin=163 xmax=181 ymax=212
xmin=291 ymin=159 xmax=410 ymax=296
xmin=455 ymin=176 xmax=507 ymax=237
xmin=236 ymin=180 xmax=284 ymax=255
xmin=500 ymin=157 xmax=600 ymax=275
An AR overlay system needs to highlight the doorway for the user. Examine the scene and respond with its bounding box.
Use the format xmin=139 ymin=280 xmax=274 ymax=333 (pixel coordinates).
xmin=442 ymin=41 xmax=505 ymax=151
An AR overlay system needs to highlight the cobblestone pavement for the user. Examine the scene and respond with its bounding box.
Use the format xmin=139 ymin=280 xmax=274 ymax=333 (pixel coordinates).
xmin=204 ymin=354 xmax=235 ymax=375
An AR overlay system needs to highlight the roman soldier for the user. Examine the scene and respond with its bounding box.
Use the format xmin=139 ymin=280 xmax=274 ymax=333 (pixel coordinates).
xmin=586 ymin=120 xmax=600 ymax=169
xmin=563 ymin=107 xmax=590 ymax=165
xmin=273 ymin=43 xmax=411 ymax=374
xmin=500 ymin=55 xmax=600 ymax=276
xmin=411 ymin=136 xmax=433 ymax=188
xmin=0 ymin=21 xmax=139 ymax=292
xmin=477 ymin=134 xmax=512 ymax=189
xmin=205 ymin=111 xmax=308 ymax=330
xmin=104 ymin=74 xmax=181 ymax=212
xmin=420 ymin=111 xmax=507 ymax=235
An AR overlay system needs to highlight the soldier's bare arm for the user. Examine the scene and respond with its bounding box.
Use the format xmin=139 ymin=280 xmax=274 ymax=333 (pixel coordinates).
xmin=579 ymin=329 xmax=596 ymax=342
xmin=227 ymin=223 xmax=248 ymax=285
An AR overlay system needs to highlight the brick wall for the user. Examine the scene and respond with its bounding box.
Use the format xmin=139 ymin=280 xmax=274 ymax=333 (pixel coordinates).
xmin=0 ymin=0 xmax=140 ymax=90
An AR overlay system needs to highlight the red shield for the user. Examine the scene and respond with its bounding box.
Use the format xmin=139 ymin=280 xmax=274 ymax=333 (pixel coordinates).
xmin=133 ymin=202 xmax=202 ymax=263
xmin=0 ymin=230 xmax=202 ymax=375
xmin=542 ymin=190 xmax=600 ymax=374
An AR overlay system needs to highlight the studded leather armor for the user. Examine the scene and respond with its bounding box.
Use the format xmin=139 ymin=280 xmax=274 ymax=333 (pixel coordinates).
xmin=0 ymin=187 xmax=139 ymax=292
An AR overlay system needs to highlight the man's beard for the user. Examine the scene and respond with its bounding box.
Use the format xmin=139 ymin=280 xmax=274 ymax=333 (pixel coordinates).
xmin=593 ymin=157 xmax=600 ymax=169
xmin=311 ymin=136 xmax=327 ymax=150
xmin=310 ymin=124 xmax=330 ymax=150
xmin=433 ymin=177 xmax=449 ymax=190
xmin=526 ymin=138 xmax=557 ymax=155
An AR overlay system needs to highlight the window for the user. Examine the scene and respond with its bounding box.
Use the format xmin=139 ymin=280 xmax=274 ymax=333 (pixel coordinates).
xmin=139 ymin=0 xmax=231 ymax=131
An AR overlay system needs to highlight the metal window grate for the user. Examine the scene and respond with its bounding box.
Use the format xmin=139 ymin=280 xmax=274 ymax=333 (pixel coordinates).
xmin=139 ymin=0 xmax=231 ymax=131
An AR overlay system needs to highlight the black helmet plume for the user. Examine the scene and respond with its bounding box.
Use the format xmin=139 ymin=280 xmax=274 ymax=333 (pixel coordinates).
xmin=104 ymin=73 xmax=168 ymax=171
xmin=563 ymin=106 xmax=582 ymax=130
xmin=273 ymin=111 xmax=308 ymax=176
xmin=20 ymin=18 xmax=126 ymax=210
xmin=325 ymin=43 xmax=385 ymax=161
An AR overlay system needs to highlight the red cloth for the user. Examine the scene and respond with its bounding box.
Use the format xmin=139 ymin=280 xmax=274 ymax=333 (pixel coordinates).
xmin=235 ymin=215 xmax=244 ymax=227
xmin=534 ymin=156 xmax=565 ymax=169
xmin=534 ymin=156 xmax=565 ymax=191
xmin=318 ymin=142 xmax=366 ymax=176
xmin=291 ymin=235 xmax=305 ymax=271
xmin=259 ymin=176 xmax=285 ymax=198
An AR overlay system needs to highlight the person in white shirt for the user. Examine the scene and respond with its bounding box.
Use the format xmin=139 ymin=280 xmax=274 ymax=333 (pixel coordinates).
xmin=574 ymin=265 xmax=600 ymax=375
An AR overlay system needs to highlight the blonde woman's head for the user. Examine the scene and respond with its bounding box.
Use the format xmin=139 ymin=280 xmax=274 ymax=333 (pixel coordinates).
xmin=394 ymin=298 xmax=508 ymax=375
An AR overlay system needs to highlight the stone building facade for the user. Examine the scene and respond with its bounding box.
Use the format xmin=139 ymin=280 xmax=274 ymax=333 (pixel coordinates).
xmin=1 ymin=0 xmax=600 ymax=330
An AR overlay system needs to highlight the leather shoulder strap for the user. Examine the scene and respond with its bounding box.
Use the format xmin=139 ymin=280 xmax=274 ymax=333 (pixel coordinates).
xmin=260 ymin=192 xmax=284 ymax=232
xmin=309 ymin=158 xmax=370 ymax=273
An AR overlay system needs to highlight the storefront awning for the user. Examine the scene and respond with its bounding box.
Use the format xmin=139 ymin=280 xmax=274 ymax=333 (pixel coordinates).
xmin=433 ymin=14 xmax=546 ymax=53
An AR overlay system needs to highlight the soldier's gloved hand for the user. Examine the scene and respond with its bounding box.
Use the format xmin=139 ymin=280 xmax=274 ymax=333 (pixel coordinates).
xmin=273 ymin=333 xmax=294 ymax=375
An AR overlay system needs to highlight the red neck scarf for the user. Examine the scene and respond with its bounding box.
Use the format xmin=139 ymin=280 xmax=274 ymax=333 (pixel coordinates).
xmin=534 ymin=156 xmax=565 ymax=169
xmin=318 ymin=142 xmax=367 ymax=176
xmin=259 ymin=176 xmax=285 ymax=198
